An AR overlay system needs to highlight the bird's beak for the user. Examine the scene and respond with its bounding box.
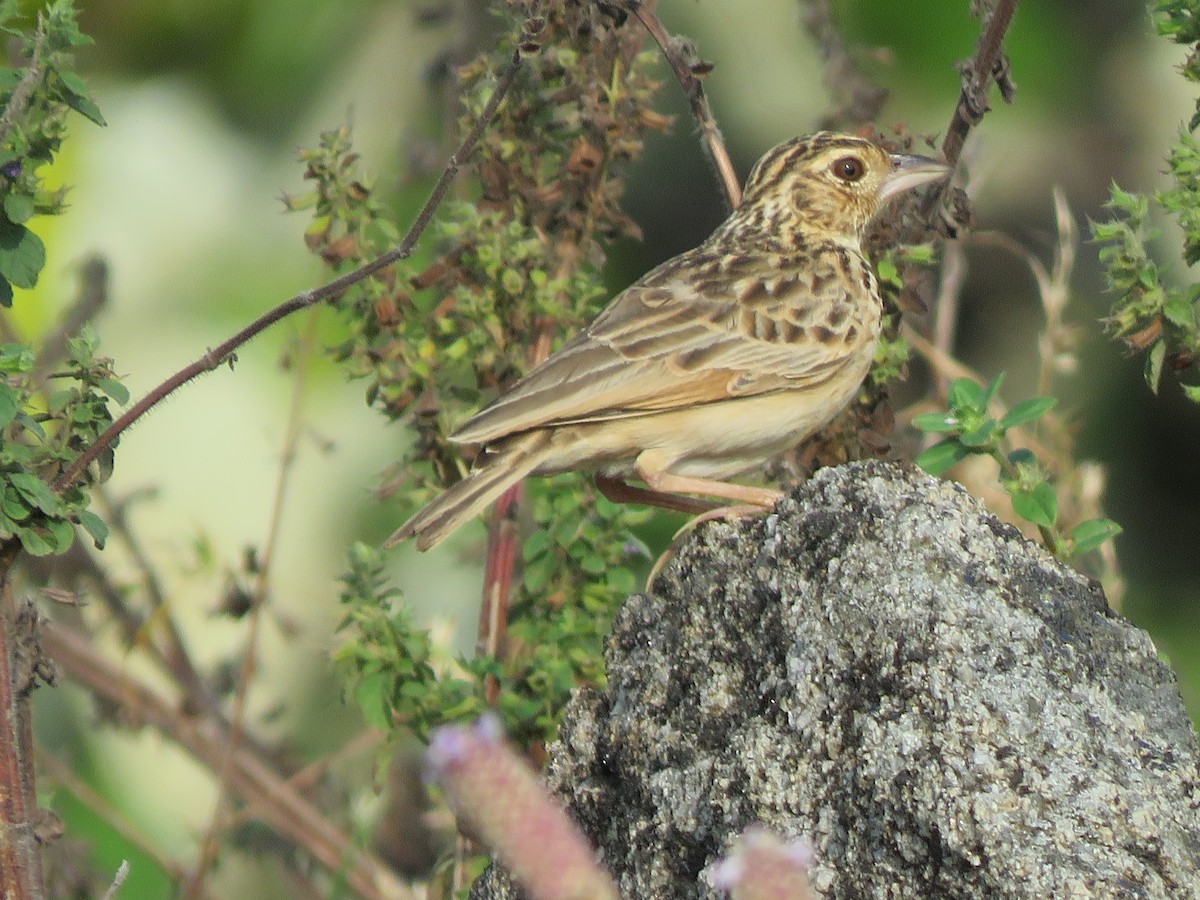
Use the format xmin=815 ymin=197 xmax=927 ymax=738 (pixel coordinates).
xmin=878 ymin=153 xmax=951 ymax=204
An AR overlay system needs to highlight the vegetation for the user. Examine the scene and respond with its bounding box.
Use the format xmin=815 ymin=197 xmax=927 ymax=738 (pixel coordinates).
xmin=0 ymin=0 xmax=1195 ymax=896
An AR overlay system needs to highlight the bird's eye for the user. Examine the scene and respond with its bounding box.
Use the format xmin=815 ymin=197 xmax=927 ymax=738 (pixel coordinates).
xmin=831 ymin=156 xmax=865 ymax=182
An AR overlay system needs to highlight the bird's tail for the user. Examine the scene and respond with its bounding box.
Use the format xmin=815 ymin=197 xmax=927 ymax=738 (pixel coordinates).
xmin=386 ymin=432 xmax=552 ymax=551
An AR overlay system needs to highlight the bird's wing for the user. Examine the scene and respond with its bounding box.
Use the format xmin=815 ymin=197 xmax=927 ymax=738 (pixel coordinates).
xmin=452 ymin=246 xmax=870 ymax=446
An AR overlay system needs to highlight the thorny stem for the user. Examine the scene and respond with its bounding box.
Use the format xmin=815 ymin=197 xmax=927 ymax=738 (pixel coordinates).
xmin=617 ymin=0 xmax=742 ymax=208
xmin=53 ymin=32 xmax=533 ymax=495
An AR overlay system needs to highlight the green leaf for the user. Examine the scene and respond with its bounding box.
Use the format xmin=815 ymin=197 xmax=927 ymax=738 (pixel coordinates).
xmin=3 ymin=192 xmax=32 ymax=224
xmin=8 ymin=471 xmax=62 ymax=515
xmin=0 ymin=217 xmax=44 ymax=289
xmin=97 ymin=378 xmax=129 ymax=405
xmin=354 ymin=671 xmax=392 ymax=729
xmin=1 ymin=487 xmax=28 ymax=520
xmin=915 ymin=439 xmax=970 ymax=475
xmin=948 ymin=377 xmax=984 ymax=410
xmin=522 ymin=530 xmax=550 ymax=563
xmin=999 ymin=397 xmax=1058 ymax=431
xmin=981 ymin=372 xmax=1006 ymax=408
xmin=957 ymin=419 xmax=997 ymax=449
xmin=0 ymin=343 xmax=32 ymax=372
xmin=57 ymin=71 xmax=106 ymax=126
xmin=580 ymin=553 xmax=606 ymax=575
xmin=0 ymin=384 xmax=17 ymax=428
xmin=1182 ymin=383 xmax=1200 ymax=403
xmin=1010 ymin=482 xmax=1058 ymax=529
xmin=18 ymin=527 xmax=53 ymax=556
xmin=605 ymin=566 xmax=636 ymax=595
xmin=0 ymin=274 xmax=13 ymax=308
xmin=1007 ymin=448 xmax=1037 ymax=467
xmin=77 ymin=508 xmax=108 ymax=549
xmin=1163 ymin=293 xmax=1196 ymax=327
xmin=44 ymin=517 xmax=74 ymax=552
xmin=1145 ymin=339 xmax=1166 ymax=393
xmin=1068 ymin=518 xmax=1122 ymax=556
xmin=912 ymin=411 xmax=960 ymax=434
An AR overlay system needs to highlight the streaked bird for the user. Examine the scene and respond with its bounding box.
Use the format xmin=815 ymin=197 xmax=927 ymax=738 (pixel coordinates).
xmin=390 ymin=132 xmax=950 ymax=551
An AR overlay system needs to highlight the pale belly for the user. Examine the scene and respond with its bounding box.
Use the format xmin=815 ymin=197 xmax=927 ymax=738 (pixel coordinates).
xmin=530 ymin=352 xmax=873 ymax=481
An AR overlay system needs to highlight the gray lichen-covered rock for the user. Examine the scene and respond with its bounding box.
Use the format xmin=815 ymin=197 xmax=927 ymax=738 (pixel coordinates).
xmin=473 ymin=460 xmax=1200 ymax=899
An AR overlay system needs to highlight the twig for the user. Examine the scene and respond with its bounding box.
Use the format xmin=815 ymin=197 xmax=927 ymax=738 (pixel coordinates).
xmin=940 ymin=0 xmax=1019 ymax=168
xmin=94 ymin=488 xmax=225 ymax=729
xmin=42 ymin=621 xmax=413 ymax=900
xmin=221 ymin=728 xmax=386 ymax=832
xmin=930 ymin=240 xmax=968 ymax=398
xmin=99 ymin=861 xmax=130 ymax=900
xmin=53 ymin=31 xmax=533 ymax=494
xmin=616 ymin=0 xmax=742 ymax=208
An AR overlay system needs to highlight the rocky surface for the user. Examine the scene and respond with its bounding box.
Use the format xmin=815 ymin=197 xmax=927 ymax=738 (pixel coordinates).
xmin=473 ymin=460 xmax=1200 ymax=898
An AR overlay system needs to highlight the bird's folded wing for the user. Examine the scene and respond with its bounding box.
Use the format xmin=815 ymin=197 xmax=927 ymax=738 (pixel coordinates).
xmin=452 ymin=273 xmax=858 ymax=446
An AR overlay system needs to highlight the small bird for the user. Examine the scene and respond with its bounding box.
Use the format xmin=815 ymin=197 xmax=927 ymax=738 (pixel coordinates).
xmin=391 ymin=132 xmax=950 ymax=551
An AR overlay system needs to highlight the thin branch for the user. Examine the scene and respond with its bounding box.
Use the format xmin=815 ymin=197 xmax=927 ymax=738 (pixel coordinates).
xmin=94 ymin=488 xmax=224 ymax=728
xmin=98 ymin=861 xmax=130 ymax=900
xmin=53 ymin=33 xmax=533 ymax=494
xmin=42 ymin=621 xmax=413 ymax=900
xmin=940 ymin=0 xmax=1019 ymax=168
xmin=616 ymin=0 xmax=741 ymax=208
xmin=930 ymin=240 xmax=968 ymax=398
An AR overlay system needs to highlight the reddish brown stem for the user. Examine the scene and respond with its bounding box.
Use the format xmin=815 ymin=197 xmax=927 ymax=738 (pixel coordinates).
xmin=0 ymin=565 xmax=47 ymax=900
xmin=480 ymin=484 xmax=523 ymax=705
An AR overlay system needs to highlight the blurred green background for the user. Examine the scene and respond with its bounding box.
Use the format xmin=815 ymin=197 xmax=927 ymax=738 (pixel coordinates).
xmin=19 ymin=0 xmax=1200 ymax=895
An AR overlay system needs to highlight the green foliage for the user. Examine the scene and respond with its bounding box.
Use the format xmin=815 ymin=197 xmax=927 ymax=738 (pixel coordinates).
xmin=317 ymin=1 xmax=670 ymax=745
xmin=0 ymin=0 xmax=103 ymax=306
xmin=868 ymin=243 xmax=936 ymax=386
xmin=1092 ymin=0 xmax=1200 ymax=398
xmin=0 ymin=3 xmax=110 ymax=558
xmin=333 ymin=502 xmax=647 ymax=746
xmin=332 ymin=543 xmax=481 ymax=736
xmin=915 ymin=374 xmax=1121 ymax=558
xmin=1157 ymin=0 xmax=1200 ymax=129
xmin=0 ymin=328 xmax=118 ymax=555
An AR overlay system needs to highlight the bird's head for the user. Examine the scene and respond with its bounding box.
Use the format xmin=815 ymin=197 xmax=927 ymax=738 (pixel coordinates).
xmin=735 ymin=132 xmax=951 ymax=245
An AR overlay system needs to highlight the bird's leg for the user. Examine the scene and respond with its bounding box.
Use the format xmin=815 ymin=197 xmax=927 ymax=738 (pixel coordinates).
xmin=633 ymin=455 xmax=785 ymax=509
xmin=594 ymin=473 xmax=718 ymax=515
